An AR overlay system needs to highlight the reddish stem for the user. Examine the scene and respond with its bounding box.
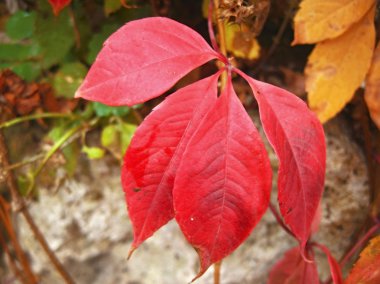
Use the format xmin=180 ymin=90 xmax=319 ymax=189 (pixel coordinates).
xmin=269 ymin=202 xmax=295 ymax=238
xmin=339 ymin=222 xmax=380 ymax=268
xmin=208 ymin=0 xmax=220 ymax=54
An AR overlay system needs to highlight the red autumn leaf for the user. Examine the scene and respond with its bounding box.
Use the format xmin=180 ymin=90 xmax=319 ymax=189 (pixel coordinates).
xmin=237 ymin=70 xmax=326 ymax=250
xmin=75 ymin=17 xmax=220 ymax=106
xmin=310 ymin=201 xmax=322 ymax=235
xmin=314 ymin=243 xmax=343 ymax=284
xmin=268 ymin=247 xmax=320 ymax=284
xmin=173 ymin=77 xmax=272 ymax=279
xmin=48 ymin=0 xmax=71 ymax=15
xmin=122 ymin=73 xmax=220 ymax=252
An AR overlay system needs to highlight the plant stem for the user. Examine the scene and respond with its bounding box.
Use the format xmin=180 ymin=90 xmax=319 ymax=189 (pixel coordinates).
xmin=0 ymin=131 xmax=75 ymax=284
xmin=0 ymin=197 xmax=37 ymax=283
xmin=0 ymin=113 xmax=76 ymax=129
xmin=214 ymin=260 xmax=222 ymax=284
xmin=68 ymin=6 xmax=81 ymax=48
xmin=339 ymin=222 xmax=380 ymax=268
xmin=269 ymin=202 xmax=295 ymax=238
xmin=212 ymin=0 xmax=228 ymax=89
xmin=3 ymin=154 xmax=45 ymax=171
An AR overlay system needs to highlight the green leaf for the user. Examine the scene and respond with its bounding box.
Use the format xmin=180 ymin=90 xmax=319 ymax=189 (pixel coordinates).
xmin=11 ymin=62 xmax=42 ymax=81
xmin=93 ymin=102 xmax=130 ymax=117
xmin=35 ymin=0 xmax=75 ymax=68
xmin=119 ymin=122 xmax=136 ymax=153
xmin=82 ymin=146 xmax=105 ymax=160
xmin=101 ymin=124 xmax=118 ymax=147
xmin=53 ymin=62 xmax=87 ymax=98
xmin=86 ymin=23 xmax=119 ymax=64
xmin=6 ymin=11 xmax=36 ymax=40
xmin=100 ymin=121 xmax=136 ymax=158
xmin=105 ymin=0 xmax=122 ymax=16
xmin=0 ymin=43 xmax=40 ymax=61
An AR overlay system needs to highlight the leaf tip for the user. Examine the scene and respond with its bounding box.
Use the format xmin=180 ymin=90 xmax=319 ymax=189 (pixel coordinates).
xmin=74 ymin=89 xmax=82 ymax=99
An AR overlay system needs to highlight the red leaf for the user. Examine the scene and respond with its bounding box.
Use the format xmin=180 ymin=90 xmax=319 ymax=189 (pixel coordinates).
xmin=310 ymin=201 xmax=322 ymax=235
xmin=75 ymin=17 xmax=219 ymax=106
xmin=173 ymin=77 xmax=272 ymax=279
xmin=122 ymin=73 xmax=220 ymax=253
xmin=268 ymin=247 xmax=320 ymax=284
xmin=314 ymin=243 xmax=343 ymax=284
xmin=48 ymin=0 xmax=71 ymax=15
xmin=237 ymin=70 xmax=326 ymax=250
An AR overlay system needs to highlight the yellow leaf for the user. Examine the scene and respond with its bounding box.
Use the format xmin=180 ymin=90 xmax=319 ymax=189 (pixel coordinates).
xmin=293 ymin=0 xmax=374 ymax=44
xmin=306 ymin=7 xmax=375 ymax=123
xmin=365 ymin=42 xmax=380 ymax=129
xmin=225 ymin=23 xmax=260 ymax=60
xmin=345 ymin=235 xmax=380 ymax=284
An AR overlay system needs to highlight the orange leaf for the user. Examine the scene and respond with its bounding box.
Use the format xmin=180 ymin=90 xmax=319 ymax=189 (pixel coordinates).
xmin=345 ymin=235 xmax=380 ymax=284
xmin=305 ymin=6 xmax=375 ymax=123
xmin=293 ymin=0 xmax=374 ymax=44
xmin=365 ymin=42 xmax=380 ymax=129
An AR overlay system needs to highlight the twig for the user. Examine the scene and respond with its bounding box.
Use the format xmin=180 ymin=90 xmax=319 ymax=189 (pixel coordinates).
xmin=26 ymin=124 xmax=83 ymax=197
xmin=0 ymin=198 xmax=35 ymax=284
xmin=212 ymin=0 xmax=228 ymax=89
xmin=0 ymin=131 xmax=75 ymax=284
xmin=339 ymin=222 xmax=380 ymax=268
xmin=3 ymin=153 xmax=45 ymax=171
xmin=0 ymin=113 xmax=76 ymax=129
xmin=68 ymin=6 xmax=81 ymax=48
xmin=0 ymin=232 xmax=27 ymax=284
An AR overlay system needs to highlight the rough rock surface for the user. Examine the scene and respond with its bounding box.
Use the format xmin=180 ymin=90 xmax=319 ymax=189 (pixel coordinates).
xmin=4 ymin=117 xmax=369 ymax=284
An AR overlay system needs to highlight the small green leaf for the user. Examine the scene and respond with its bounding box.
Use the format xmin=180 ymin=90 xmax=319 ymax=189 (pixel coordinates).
xmin=119 ymin=122 xmax=136 ymax=153
xmin=6 ymin=11 xmax=36 ymax=40
xmin=101 ymin=124 xmax=118 ymax=147
xmin=93 ymin=102 xmax=130 ymax=117
xmin=11 ymin=62 xmax=41 ymax=81
xmin=105 ymin=0 xmax=122 ymax=16
xmin=53 ymin=62 xmax=87 ymax=98
xmin=82 ymin=146 xmax=105 ymax=160
xmin=0 ymin=43 xmax=40 ymax=61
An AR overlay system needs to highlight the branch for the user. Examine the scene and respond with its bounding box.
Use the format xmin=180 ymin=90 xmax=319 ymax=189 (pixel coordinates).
xmin=0 ymin=131 xmax=75 ymax=284
xmin=212 ymin=0 xmax=228 ymax=89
